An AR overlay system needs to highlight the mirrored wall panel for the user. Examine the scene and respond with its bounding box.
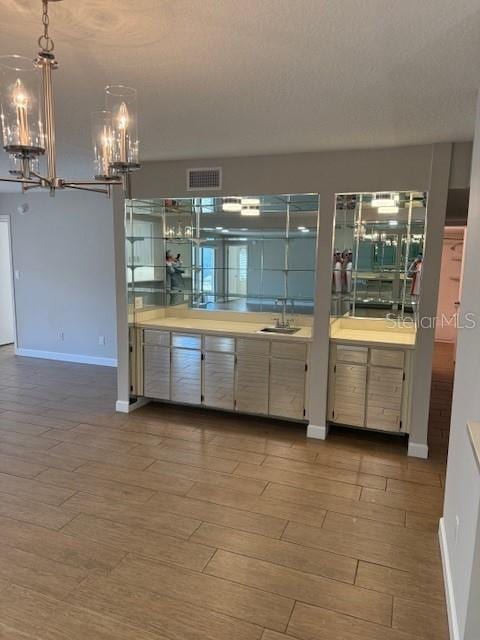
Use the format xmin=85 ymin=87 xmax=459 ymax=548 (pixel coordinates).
xmin=125 ymin=194 xmax=320 ymax=321
xmin=331 ymin=191 xmax=427 ymax=318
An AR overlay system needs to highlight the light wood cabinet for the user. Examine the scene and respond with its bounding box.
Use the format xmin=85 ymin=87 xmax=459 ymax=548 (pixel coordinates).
xmin=329 ymin=343 xmax=410 ymax=433
xmin=269 ymin=357 xmax=306 ymax=420
xmin=141 ymin=329 xmax=309 ymax=421
xmin=236 ymin=354 xmax=270 ymax=415
xmin=203 ymin=351 xmax=235 ymax=410
xmin=143 ymin=344 xmax=170 ymax=400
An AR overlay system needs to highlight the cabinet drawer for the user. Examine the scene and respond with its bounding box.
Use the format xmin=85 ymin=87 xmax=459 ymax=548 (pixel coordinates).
xmin=271 ymin=340 xmax=307 ymax=361
xmin=236 ymin=338 xmax=270 ymax=357
xmin=370 ymin=348 xmax=405 ymax=368
xmin=172 ymin=333 xmax=201 ymax=350
xmin=204 ymin=335 xmax=235 ymax=353
xmin=335 ymin=345 xmax=368 ymax=364
xmin=144 ymin=329 xmax=170 ymax=346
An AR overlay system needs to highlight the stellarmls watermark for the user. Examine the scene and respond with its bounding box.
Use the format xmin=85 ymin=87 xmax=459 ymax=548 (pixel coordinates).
xmin=386 ymin=312 xmax=477 ymax=330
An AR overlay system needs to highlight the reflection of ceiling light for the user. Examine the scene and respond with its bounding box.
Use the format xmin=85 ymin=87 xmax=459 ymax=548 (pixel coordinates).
xmin=297 ymin=226 xmax=306 ymax=230
xmin=372 ymin=193 xmax=399 ymax=208
xmin=215 ymin=226 xmax=223 ymax=230
xmin=241 ymin=197 xmax=260 ymax=206
xmin=221 ymin=229 xmax=229 ymax=233
xmin=222 ymin=197 xmax=241 ymax=212
xmin=378 ymin=206 xmax=399 ymax=214
xmin=301 ymin=229 xmax=309 ymax=233
xmin=241 ymin=206 xmax=260 ymax=216
xmin=389 ymin=220 xmax=398 ymax=226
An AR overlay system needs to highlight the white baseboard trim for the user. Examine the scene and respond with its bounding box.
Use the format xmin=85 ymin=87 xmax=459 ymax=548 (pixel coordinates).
xmin=307 ymin=423 xmax=329 ymax=440
xmin=15 ymin=347 xmax=117 ymax=368
xmin=116 ymin=397 xmax=150 ymax=413
xmin=439 ymin=517 xmax=460 ymax=640
xmin=407 ymin=440 xmax=429 ymax=459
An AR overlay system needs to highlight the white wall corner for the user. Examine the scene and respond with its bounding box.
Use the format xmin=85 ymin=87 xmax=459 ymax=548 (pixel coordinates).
xmin=407 ymin=440 xmax=429 ymax=459
xmin=307 ymin=423 xmax=329 ymax=440
xmin=15 ymin=347 xmax=117 ymax=368
xmin=439 ymin=517 xmax=460 ymax=640
xmin=115 ymin=397 xmax=150 ymax=414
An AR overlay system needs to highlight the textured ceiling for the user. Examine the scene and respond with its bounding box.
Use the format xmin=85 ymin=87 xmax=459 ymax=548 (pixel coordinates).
xmin=1 ymin=0 xmax=480 ymax=181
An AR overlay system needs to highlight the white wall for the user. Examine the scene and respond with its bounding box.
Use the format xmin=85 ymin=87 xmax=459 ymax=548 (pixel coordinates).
xmin=441 ymin=94 xmax=480 ymax=640
xmin=0 ymin=217 xmax=14 ymax=345
xmin=0 ymin=191 xmax=117 ymax=366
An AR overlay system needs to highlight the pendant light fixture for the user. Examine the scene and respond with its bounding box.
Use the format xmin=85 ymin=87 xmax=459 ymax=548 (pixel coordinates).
xmin=0 ymin=0 xmax=140 ymax=196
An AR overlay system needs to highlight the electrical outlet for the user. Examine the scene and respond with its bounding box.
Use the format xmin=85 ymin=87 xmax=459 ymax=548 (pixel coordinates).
xmin=98 ymin=336 xmax=105 ymax=345
xmin=58 ymin=331 xmax=64 ymax=342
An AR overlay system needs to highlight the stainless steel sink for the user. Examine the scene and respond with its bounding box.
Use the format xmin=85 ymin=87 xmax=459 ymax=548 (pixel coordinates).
xmin=259 ymin=327 xmax=301 ymax=335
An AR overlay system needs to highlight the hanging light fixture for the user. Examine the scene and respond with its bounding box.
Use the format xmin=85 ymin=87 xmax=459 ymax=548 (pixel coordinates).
xmin=0 ymin=0 xmax=140 ymax=196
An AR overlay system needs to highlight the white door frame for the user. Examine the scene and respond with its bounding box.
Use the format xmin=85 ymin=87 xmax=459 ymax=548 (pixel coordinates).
xmin=0 ymin=215 xmax=17 ymax=349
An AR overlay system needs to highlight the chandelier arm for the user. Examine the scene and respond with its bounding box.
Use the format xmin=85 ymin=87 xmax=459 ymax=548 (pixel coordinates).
xmin=0 ymin=176 xmax=41 ymax=185
xmin=62 ymin=184 xmax=112 ymax=195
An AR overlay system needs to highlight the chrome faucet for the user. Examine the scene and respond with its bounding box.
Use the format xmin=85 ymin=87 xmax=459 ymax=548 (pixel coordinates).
xmin=275 ymin=298 xmax=293 ymax=328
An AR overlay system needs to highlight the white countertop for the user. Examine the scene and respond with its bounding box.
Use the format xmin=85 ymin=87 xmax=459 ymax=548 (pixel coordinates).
xmin=468 ymin=422 xmax=480 ymax=471
xmin=136 ymin=317 xmax=313 ymax=342
xmin=329 ymin=317 xmax=417 ymax=349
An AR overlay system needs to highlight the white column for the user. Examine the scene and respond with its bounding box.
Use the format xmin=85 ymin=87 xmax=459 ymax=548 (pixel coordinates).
xmin=441 ymin=92 xmax=480 ymax=640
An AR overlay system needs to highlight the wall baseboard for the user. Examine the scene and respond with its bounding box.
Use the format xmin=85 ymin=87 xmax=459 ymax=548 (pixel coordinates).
xmin=407 ymin=440 xmax=429 ymax=459
xmin=116 ymin=397 xmax=150 ymax=413
xmin=15 ymin=347 xmax=117 ymax=368
xmin=439 ymin=517 xmax=460 ymax=640
xmin=307 ymin=423 xmax=329 ymax=440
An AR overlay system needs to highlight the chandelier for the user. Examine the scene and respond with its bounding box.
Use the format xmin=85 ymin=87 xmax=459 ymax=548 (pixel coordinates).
xmin=0 ymin=0 xmax=140 ymax=196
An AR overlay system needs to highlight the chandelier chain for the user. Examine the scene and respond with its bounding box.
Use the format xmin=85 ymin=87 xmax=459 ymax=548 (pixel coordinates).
xmin=38 ymin=0 xmax=54 ymax=53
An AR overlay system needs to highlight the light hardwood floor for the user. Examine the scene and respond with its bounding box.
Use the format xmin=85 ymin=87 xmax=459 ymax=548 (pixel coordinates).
xmin=0 ymin=343 xmax=452 ymax=640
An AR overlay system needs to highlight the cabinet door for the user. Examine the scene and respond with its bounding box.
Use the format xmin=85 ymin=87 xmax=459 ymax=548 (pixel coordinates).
xmin=171 ymin=348 xmax=201 ymax=405
xmin=203 ymin=352 xmax=235 ymax=410
xmin=235 ymin=354 xmax=269 ymax=415
xmin=331 ymin=362 xmax=367 ymax=427
xmin=269 ymin=357 xmax=305 ymax=420
xmin=143 ymin=345 xmax=170 ymax=400
xmin=366 ymin=366 xmax=403 ymax=431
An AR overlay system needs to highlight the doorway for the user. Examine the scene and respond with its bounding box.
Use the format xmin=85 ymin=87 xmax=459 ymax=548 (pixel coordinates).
xmin=227 ymin=244 xmax=247 ymax=298
xmin=0 ymin=216 xmax=15 ymax=346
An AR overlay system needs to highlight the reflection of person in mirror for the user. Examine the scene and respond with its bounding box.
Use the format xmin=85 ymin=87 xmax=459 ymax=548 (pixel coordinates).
xmin=408 ymin=253 xmax=423 ymax=320
xmin=166 ymin=250 xmax=185 ymax=304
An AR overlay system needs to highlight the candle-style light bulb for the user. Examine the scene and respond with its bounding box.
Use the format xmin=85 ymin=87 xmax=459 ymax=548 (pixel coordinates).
xmin=117 ymin=101 xmax=129 ymax=163
xmin=12 ymin=78 xmax=29 ymax=146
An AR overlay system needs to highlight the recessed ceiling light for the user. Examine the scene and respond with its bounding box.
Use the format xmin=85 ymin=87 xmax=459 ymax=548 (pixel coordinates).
xmin=378 ymin=206 xmax=399 ymax=214
xmin=241 ymin=206 xmax=260 ymax=216
xmin=297 ymin=226 xmax=306 ymax=230
xmin=241 ymin=197 xmax=260 ymax=206
xmin=221 ymin=229 xmax=229 ymax=233
xmin=222 ymin=197 xmax=242 ymax=212
xmin=215 ymin=226 xmax=223 ymax=230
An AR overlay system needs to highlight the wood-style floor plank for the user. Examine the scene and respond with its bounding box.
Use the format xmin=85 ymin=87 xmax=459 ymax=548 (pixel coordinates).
xmin=191 ymin=522 xmax=357 ymax=582
xmin=148 ymin=490 xmax=288 ymax=538
xmin=68 ymin=575 xmax=264 ymax=640
xmin=205 ymin=549 xmax=392 ymax=626
xmin=287 ymin=602 xmax=419 ymax=640
xmin=392 ymin=597 xmax=449 ymax=640
xmin=62 ymin=513 xmax=215 ymax=571
xmin=111 ymin=553 xmax=294 ymax=632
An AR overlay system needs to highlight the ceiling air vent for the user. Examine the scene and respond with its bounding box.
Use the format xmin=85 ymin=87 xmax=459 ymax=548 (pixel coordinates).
xmin=187 ymin=167 xmax=222 ymax=191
